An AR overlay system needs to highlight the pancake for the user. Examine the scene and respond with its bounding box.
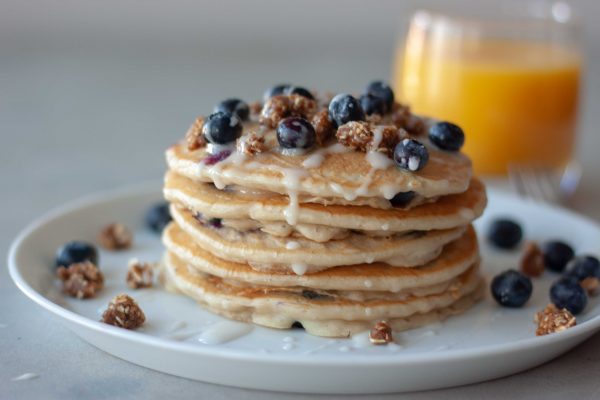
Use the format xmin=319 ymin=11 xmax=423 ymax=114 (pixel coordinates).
xmin=166 ymin=119 xmax=472 ymax=202
xmin=170 ymin=205 xmax=466 ymax=273
xmin=162 ymin=222 xmax=480 ymax=292
xmin=164 ymin=171 xmax=486 ymax=233
xmin=163 ymin=251 xmax=484 ymax=337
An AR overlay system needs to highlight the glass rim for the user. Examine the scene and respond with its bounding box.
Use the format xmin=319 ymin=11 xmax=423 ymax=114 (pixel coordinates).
xmin=411 ymin=1 xmax=580 ymax=29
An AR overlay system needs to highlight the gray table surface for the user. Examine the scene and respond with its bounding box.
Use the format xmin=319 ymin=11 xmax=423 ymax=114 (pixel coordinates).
xmin=2 ymin=1 xmax=600 ymax=398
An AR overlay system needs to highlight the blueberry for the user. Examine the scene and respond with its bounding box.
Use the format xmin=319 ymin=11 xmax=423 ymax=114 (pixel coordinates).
xmin=566 ymin=255 xmax=600 ymax=281
xmin=55 ymin=241 xmax=98 ymax=268
xmin=429 ymin=121 xmax=465 ymax=151
xmin=328 ymin=94 xmax=365 ymax=127
xmin=203 ymin=149 xmax=232 ymax=165
xmin=542 ymin=241 xmax=575 ymax=272
xmin=393 ymin=139 xmax=429 ymax=171
xmin=365 ymin=81 xmax=394 ymax=111
xmin=491 ymin=269 xmax=533 ymax=307
xmin=550 ymin=278 xmax=587 ymax=314
xmin=487 ymin=218 xmax=523 ymax=250
xmin=263 ymin=83 xmax=291 ymax=100
xmin=390 ymin=191 xmax=415 ymax=208
xmin=145 ymin=202 xmax=172 ymax=233
xmin=213 ymin=98 xmax=250 ymax=121
xmin=285 ymin=86 xmax=315 ymax=100
xmin=208 ymin=218 xmax=223 ymax=229
xmin=359 ymin=93 xmax=386 ymax=116
xmin=276 ymin=117 xmax=316 ymax=150
xmin=202 ymin=111 xmax=243 ymax=145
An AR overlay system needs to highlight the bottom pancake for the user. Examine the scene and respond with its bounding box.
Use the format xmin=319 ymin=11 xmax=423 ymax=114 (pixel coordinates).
xmin=162 ymin=252 xmax=484 ymax=337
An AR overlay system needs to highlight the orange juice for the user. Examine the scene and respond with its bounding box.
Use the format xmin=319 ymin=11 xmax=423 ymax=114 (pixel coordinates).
xmin=395 ymin=40 xmax=581 ymax=175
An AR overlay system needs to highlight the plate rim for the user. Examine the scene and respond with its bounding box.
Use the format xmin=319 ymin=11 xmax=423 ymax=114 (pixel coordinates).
xmin=8 ymin=182 xmax=600 ymax=366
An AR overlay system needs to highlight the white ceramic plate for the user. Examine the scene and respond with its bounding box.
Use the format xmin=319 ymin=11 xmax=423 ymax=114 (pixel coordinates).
xmin=8 ymin=183 xmax=600 ymax=394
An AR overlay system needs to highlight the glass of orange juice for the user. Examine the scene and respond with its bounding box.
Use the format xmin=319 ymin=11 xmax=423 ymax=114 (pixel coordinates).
xmin=394 ymin=2 xmax=582 ymax=178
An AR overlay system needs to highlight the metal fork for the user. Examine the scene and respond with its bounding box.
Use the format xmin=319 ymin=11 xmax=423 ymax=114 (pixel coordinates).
xmin=508 ymin=161 xmax=582 ymax=204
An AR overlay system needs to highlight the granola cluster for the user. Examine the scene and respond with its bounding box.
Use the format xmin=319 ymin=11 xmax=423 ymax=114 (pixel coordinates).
xmin=101 ymin=294 xmax=146 ymax=330
xmin=369 ymin=321 xmax=393 ymax=345
xmin=391 ymin=105 xmax=425 ymax=136
xmin=57 ymin=261 xmax=104 ymax=299
xmin=185 ymin=116 xmax=206 ymax=151
xmin=99 ymin=223 xmax=133 ymax=250
xmin=126 ymin=258 xmax=154 ymax=289
xmin=237 ymin=132 xmax=266 ymax=155
xmin=520 ymin=241 xmax=544 ymax=277
xmin=311 ymin=109 xmax=335 ymax=145
xmin=336 ymin=121 xmax=406 ymax=157
xmin=535 ymin=303 xmax=576 ymax=336
xmin=259 ymin=94 xmax=317 ymax=128
xmin=580 ymin=276 xmax=600 ymax=296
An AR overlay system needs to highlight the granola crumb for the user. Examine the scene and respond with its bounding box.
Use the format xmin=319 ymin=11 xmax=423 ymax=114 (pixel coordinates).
xmin=311 ymin=109 xmax=335 ymax=145
xmin=185 ymin=116 xmax=206 ymax=151
xmin=237 ymin=132 xmax=266 ymax=155
xmin=369 ymin=321 xmax=393 ymax=345
xmin=391 ymin=105 xmax=425 ymax=136
xmin=336 ymin=122 xmax=402 ymax=156
xmin=259 ymin=94 xmax=317 ymax=128
xmin=520 ymin=241 xmax=544 ymax=277
xmin=98 ymin=223 xmax=133 ymax=250
xmin=248 ymin=101 xmax=262 ymax=117
xmin=102 ymin=294 xmax=145 ymax=330
xmin=126 ymin=258 xmax=154 ymax=289
xmin=580 ymin=277 xmax=600 ymax=296
xmin=56 ymin=261 xmax=104 ymax=299
xmin=535 ymin=303 xmax=576 ymax=336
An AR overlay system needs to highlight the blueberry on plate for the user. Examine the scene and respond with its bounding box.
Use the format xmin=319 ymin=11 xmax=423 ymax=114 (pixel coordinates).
xmin=213 ymin=98 xmax=250 ymax=121
xmin=328 ymin=94 xmax=365 ymax=127
xmin=389 ymin=191 xmax=415 ymax=208
xmin=55 ymin=241 xmax=98 ymax=269
xmin=263 ymin=83 xmax=291 ymax=100
xmin=365 ymin=81 xmax=394 ymax=111
xmin=487 ymin=218 xmax=523 ymax=250
xmin=285 ymin=86 xmax=315 ymax=100
xmin=359 ymin=93 xmax=386 ymax=116
xmin=393 ymin=139 xmax=429 ymax=171
xmin=542 ymin=241 xmax=575 ymax=273
xmin=202 ymin=111 xmax=243 ymax=145
xmin=276 ymin=117 xmax=316 ymax=150
xmin=491 ymin=269 xmax=533 ymax=307
xmin=566 ymin=255 xmax=600 ymax=281
xmin=145 ymin=202 xmax=172 ymax=233
xmin=429 ymin=121 xmax=465 ymax=151
xmin=550 ymin=277 xmax=587 ymax=314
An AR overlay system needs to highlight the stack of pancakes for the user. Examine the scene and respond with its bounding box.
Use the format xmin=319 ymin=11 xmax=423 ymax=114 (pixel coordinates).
xmin=161 ymin=88 xmax=487 ymax=338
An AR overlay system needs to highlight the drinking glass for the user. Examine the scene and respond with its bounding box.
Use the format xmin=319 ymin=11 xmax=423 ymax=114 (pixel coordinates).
xmin=393 ymin=1 xmax=582 ymax=178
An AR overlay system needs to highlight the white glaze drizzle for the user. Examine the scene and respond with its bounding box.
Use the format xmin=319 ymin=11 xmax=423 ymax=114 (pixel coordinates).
xmin=197 ymin=321 xmax=253 ymax=345
xmin=291 ymin=263 xmax=308 ymax=275
xmin=353 ymin=126 xmax=396 ymax=199
xmin=280 ymin=167 xmax=309 ymax=225
xmin=350 ymin=331 xmax=372 ymax=348
xmin=302 ymin=143 xmax=349 ymax=169
xmin=166 ymin=320 xmax=187 ymax=333
xmin=282 ymin=343 xmax=295 ymax=351
xmin=286 ymin=241 xmax=301 ymax=250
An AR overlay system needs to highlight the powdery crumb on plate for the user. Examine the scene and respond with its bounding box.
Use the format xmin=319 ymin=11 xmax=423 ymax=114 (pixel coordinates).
xmin=11 ymin=373 xmax=39 ymax=382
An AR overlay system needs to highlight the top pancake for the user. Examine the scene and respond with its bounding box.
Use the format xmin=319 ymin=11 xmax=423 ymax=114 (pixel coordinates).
xmin=166 ymin=121 xmax=472 ymax=201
